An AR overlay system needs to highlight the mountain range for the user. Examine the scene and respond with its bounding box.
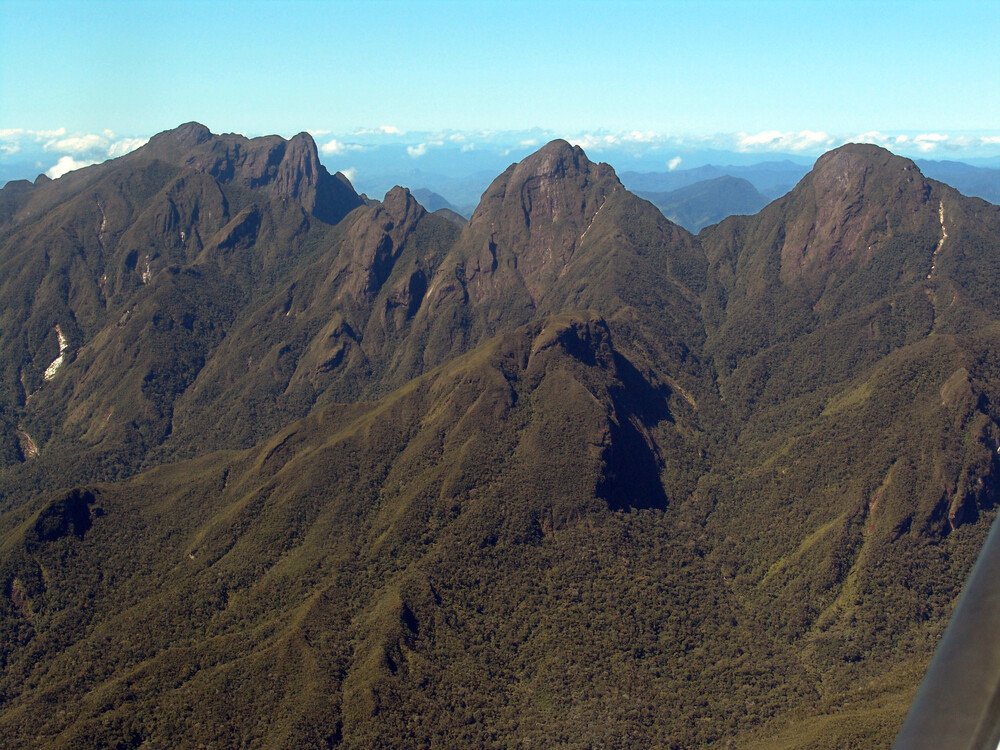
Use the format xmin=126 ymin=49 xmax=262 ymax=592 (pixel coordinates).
xmin=620 ymin=157 xmax=1000 ymax=211
xmin=621 ymin=160 xmax=810 ymax=200
xmin=1 ymin=124 xmax=999 ymax=748
xmin=635 ymin=176 xmax=770 ymax=232
xmin=402 ymin=157 xmax=1000 ymax=235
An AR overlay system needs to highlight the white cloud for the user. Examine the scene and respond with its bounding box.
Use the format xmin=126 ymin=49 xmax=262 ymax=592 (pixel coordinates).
xmin=737 ymin=129 xmax=834 ymax=152
xmin=519 ymin=138 xmax=538 ymax=147
xmin=41 ymin=132 xmax=147 ymax=158
xmin=849 ymin=131 xmax=918 ymax=150
xmin=320 ymin=138 xmax=363 ymax=155
xmin=736 ymin=130 xmax=783 ymax=148
xmin=448 ymin=133 xmax=466 ymax=142
xmin=45 ymin=134 xmax=106 ymax=153
xmin=407 ymin=143 xmax=428 ymax=157
xmin=321 ymin=139 xmax=346 ymax=155
xmin=0 ymin=129 xmax=149 ymax=166
xmin=913 ymin=133 xmax=950 ymax=153
xmin=351 ymin=124 xmax=406 ymax=137
xmin=624 ymin=130 xmax=658 ymax=143
xmin=460 ymin=143 xmax=476 ymax=152
xmin=567 ymin=130 xmax=661 ymax=150
xmin=33 ymin=128 xmax=66 ymax=139
xmin=108 ymin=137 xmax=148 ymax=158
xmin=308 ymin=128 xmax=331 ymax=137
xmin=339 ymin=167 xmax=357 ymax=184
xmin=667 ymin=156 xmax=682 ymax=171
xmin=46 ymin=155 xmax=97 ymax=179
xmin=568 ymin=133 xmax=621 ymax=150
xmin=42 ymin=131 xmax=149 ymax=159
xmin=0 ymin=127 xmax=65 ymax=141
xmin=852 ymin=130 xmax=892 ymax=146
xmin=980 ymin=136 xmax=1000 ymax=145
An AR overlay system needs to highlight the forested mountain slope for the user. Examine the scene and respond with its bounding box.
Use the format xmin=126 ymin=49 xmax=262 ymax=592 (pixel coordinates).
xmin=1 ymin=126 xmax=998 ymax=748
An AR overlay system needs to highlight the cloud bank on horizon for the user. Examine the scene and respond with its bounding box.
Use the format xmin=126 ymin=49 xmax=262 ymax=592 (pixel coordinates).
xmin=565 ymin=128 xmax=1000 ymax=156
xmin=0 ymin=127 xmax=149 ymax=179
xmin=2 ymin=124 xmax=1000 ymax=186
xmin=307 ymin=127 xmax=1000 ymax=186
xmin=321 ymin=126 xmax=998 ymax=158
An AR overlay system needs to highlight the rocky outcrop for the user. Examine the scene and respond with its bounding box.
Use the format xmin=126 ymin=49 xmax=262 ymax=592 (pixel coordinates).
xmin=147 ymin=123 xmax=362 ymax=225
xmin=330 ymin=186 xmax=428 ymax=303
xmin=463 ymin=139 xmax=623 ymax=303
xmin=777 ymin=144 xmax=937 ymax=286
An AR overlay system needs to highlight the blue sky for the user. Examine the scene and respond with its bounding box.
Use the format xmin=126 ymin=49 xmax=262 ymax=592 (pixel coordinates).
xmin=2 ymin=0 xmax=999 ymax=181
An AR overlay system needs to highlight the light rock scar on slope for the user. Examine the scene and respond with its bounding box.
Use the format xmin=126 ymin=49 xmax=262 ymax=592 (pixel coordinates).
xmin=928 ymin=200 xmax=948 ymax=280
xmin=43 ymin=324 xmax=69 ymax=381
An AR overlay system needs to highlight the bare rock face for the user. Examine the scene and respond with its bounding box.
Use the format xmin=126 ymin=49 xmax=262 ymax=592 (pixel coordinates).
xmin=465 ymin=139 xmax=623 ymax=302
xmin=332 ymin=186 xmax=428 ymax=303
xmin=273 ymin=132 xmax=361 ymax=224
xmin=281 ymin=187 xmax=431 ymax=389
xmin=148 ymin=124 xmax=362 ymax=226
xmin=778 ymin=144 xmax=936 ymax=286
xmin=273 ymin=133 xmax=319 ymax=199
xmin=699 ymin=143 xmax=962 ymax=402
xmin=416 ymin=140 xmax=625 ymax=350
xmin=143 ymin=121 xmax=213 ymax=159
xmin=0 ymin=123 xmax=368 ymax=476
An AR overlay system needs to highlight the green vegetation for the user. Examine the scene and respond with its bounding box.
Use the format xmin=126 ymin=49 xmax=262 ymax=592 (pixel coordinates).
xmin=0 ymin=130 xmax=999 ymax=748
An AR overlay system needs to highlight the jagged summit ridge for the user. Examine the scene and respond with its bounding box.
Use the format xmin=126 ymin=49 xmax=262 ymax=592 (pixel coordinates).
xmin=508 ymin=138 xmax=594 ymax=184
xmin=138 ymin=123 xmax=362 ymax=225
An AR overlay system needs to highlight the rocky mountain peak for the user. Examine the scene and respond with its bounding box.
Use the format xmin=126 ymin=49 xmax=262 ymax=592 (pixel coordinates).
xmin=775 ymin=142 xmax=936 ymax=285
xmin=462 ymin=140 xmax=623 ymax=302
xmin=808 ymin=143 xmax=924 ymax=199
xmin=270 ymin=131 xmax=364 ymax=224
xmin=272 ymin=131 xmax=321 ymax=200
xmin=471 ymin=139 xmax=620 ymax=224
xmin=381 ymin=186 xmax=422 ymax=219
xmin=146 ymin=121 xmax=213 ymax=153
xmin=131 ymin=125 xmax=360 ymax=224
xmin=513 ymin=138 xmax=588 ymax=179
xmin=326 ymin=186 xmax=428 ymax=303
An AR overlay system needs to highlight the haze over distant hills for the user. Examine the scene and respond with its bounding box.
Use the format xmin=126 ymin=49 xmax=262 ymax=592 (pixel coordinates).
xmin=621 ymin=160 xmax=810 ymax=200
xmin=409 ymin=187 xmax=469 ymax=217
xmin=635 ymin=176 xmax=770 ymax=232
xmin=915 ymin=159 xmax=1000 ymax=204
xmin=1 ymin=123 xmax=1000 ymax=748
